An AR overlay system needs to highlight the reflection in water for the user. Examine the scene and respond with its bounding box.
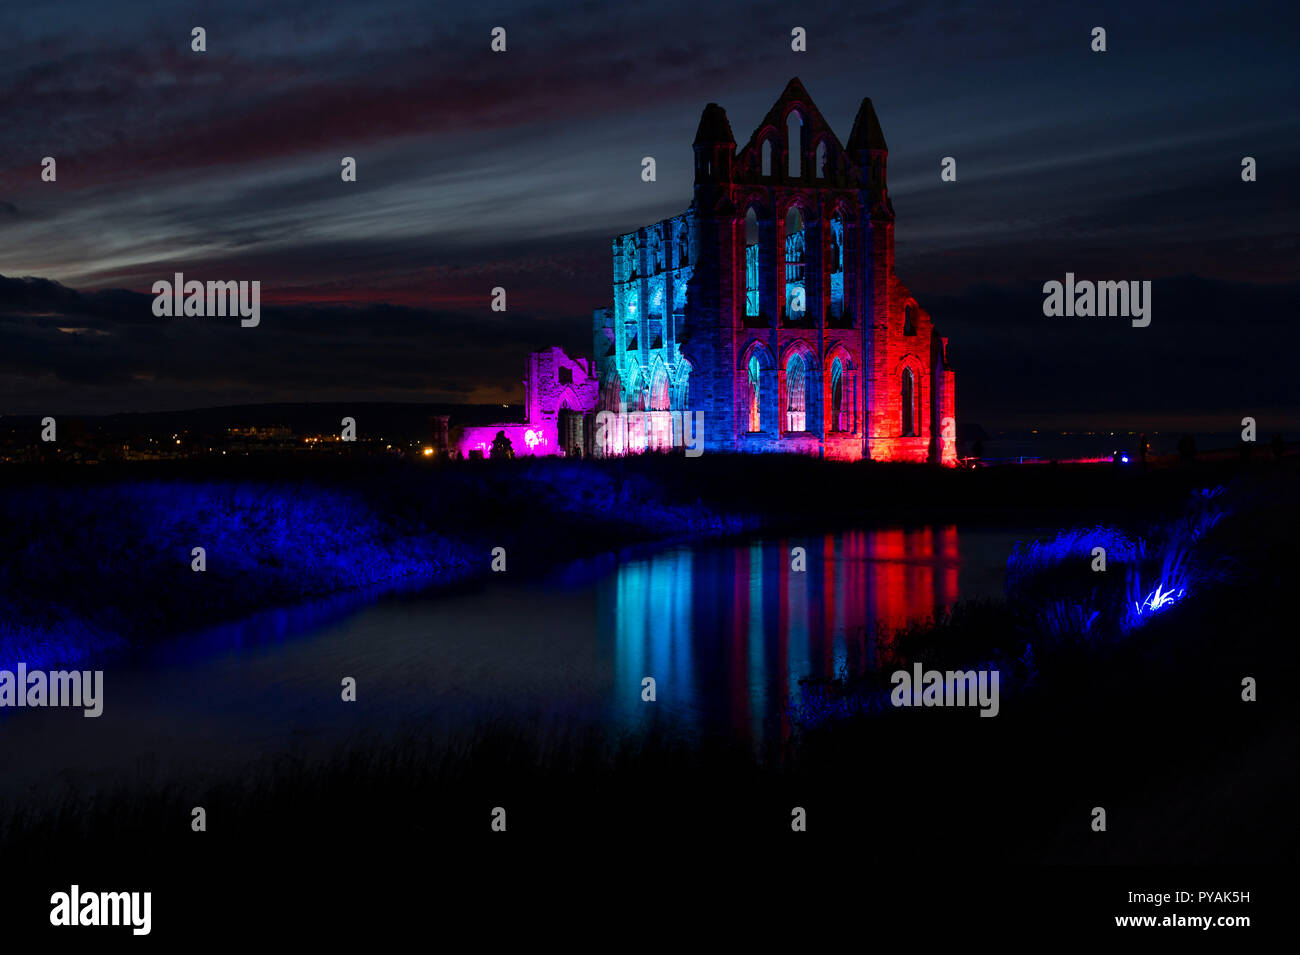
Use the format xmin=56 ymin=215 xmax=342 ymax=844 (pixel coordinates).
xmin=605 ymin=527 xmax=963 ymax=745
xmin=0 ymin=525 xmax=1012 ymax=799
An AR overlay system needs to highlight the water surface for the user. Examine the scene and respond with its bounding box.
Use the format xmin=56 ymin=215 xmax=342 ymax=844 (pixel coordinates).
xmin=0 ymin=525 xmax=1031 ymax=798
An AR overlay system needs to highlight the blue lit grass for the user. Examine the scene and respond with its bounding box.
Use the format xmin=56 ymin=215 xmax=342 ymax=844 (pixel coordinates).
xmin=0 ymin=480 xmax=477 ymax=670
xmin=0 ymin=456 xmax=1248 ymax=675
xmin=1004 ymin=487 xmax=1229 ymax=645
xmin=0 ymin=467 xmax=753 ymax=671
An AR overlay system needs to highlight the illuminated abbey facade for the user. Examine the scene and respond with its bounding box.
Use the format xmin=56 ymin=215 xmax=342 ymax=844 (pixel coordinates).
xmin=455 ymin=79 xmax=956 ymax=463
xmin=592 ymin=77 xmax=956 ymax=463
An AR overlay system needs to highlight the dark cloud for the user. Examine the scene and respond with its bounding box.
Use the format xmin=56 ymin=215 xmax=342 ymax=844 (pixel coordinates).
xmin=0 ymin=0 xmax=1296 ymax=424
xmin=3 ymin=273 xmax=1298 ymax=434
xmin=0 ymin=273 xmax=589 ymax=412
xmin=929 ymin=277 xmax=1300 ymax=429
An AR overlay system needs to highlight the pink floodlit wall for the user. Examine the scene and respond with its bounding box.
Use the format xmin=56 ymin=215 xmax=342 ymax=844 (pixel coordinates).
xmin=458 ymin=422 xmax=556 ymax=458
xmin=456 ymin=346 xmax=599 ymax=457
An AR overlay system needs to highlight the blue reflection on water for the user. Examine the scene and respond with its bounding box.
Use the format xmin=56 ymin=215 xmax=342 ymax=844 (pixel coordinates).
xmin=0 ymin=526 xmax=1019 ymax=792
xmin=600 ymin=527 xmax=985 ymax=744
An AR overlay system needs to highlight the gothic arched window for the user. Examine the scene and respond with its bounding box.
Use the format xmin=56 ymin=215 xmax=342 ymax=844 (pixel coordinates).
xmin=787 ymin=111 xmax=802 ymax=177
xmin=785 ymin=207 xmax=806 ymax=320
xmin=650 ymin=369 xmax=670 ymax=411
xmin=745 ymin=208 xmax=760 ymax=318
xmin=786 ymin=352 xmax=808 ymax=432
xmin=629 ymin=367 xmax=647 ymax=412
xmin=901 ymin=368 xmax=916 ymax=436
xmin=649 ymin=231 xmax=665 ymax=273
xmin=829 ymin=210 xmax=845 ymax=320
xmin=830 ymin=358 xmax=845 ymax=432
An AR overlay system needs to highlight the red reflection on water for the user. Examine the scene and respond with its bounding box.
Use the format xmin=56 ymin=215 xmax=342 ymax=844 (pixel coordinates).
xmin=863 ymin=526 xmax=961 ymax=666
xmin=612 ymin=526 xmax=966 ymax=746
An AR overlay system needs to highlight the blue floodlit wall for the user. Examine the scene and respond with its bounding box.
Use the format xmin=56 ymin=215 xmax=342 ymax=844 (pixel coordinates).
xmin=595 ymin=210 xmax=697 ymax=453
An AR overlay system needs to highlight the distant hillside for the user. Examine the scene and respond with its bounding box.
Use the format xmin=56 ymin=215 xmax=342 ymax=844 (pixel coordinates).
xmin=0 ymin=402 xmax=517 ymax=440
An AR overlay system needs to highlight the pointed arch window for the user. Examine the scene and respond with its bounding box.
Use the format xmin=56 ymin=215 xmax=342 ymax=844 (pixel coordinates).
xmin=829 ymin=210 xmax=845 ymax=320
xmin=786 ymin=352 xmax=808 ymax=432
xmin=747 ymin=353 xmax=763 ymax=432
xmin=830 ymin=359 xmax=845 ymax=432
xmin=785 ymin=207 xmax=806 ymax=320
xmin=787 ymin=111 xmax=802 ymax=177
xmin=630 ymin=367 xmax=648 ymax=413
xmin=901 ymin=368 xmax=917 ymax=436
xmin=649 ymin=370 xmax=671 ymax=411
xmin=745 ymin=208 xmax=760 ymax=318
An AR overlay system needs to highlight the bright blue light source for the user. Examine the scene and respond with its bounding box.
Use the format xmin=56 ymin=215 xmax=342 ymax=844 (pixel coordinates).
xmin=1133 ymin=582 xmax=1186 ymax=618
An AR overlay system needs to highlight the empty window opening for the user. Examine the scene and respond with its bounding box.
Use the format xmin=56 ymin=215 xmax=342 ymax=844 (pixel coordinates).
xmin=829 ymin=211 xmax=845 ymax=319
xmin=785 ymin=207 xmax=806 ymax=319
xmin=901 ymin=368 xmax=917 ymax=436
xmin=787 ymin=111 xmax=802 ymax=177
xmin=786 ymin=352 xmax=808 ymax=432
xmin=830 ymin=358 xmax=845 ymax=432
xmin=745 ymin=208 xmax=760 ymax=317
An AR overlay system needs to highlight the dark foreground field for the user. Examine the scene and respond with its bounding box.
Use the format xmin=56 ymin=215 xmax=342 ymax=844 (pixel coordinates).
xmin=0 ymin=452 xmax=1294 ymax=935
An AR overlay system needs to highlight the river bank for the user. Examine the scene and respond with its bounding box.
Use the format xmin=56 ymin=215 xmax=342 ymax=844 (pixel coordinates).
xmin=1 ymin=451 xmax=1275 ymax=672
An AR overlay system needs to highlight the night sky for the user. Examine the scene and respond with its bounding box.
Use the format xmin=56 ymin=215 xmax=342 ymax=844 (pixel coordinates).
xmin=0 ymin=0 xmax=1297 ymax=432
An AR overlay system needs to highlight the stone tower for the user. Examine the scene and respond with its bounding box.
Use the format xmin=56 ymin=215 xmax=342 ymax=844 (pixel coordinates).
xmin=595 ymin=78 xmax=956 ymax=464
